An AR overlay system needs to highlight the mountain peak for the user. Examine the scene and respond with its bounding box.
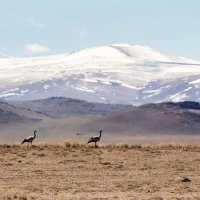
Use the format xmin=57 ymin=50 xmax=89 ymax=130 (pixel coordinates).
xmin=0 ymin=44 xmax=200 ymax=104
xmin=110 ymin=44 xmax=193 ymax=63
xmin=66 ymin=43 xmax=197 ymax=63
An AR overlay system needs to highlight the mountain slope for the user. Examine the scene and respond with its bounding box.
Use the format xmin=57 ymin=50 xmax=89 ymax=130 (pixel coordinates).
xmin=1 ymin=100 xmax=200 ymax=140
xmin=0 ymin=44 xmax=200 ymax=104
xmin=12 ymin=97 xmax=132 ymax=117
xmin=0 ymin=101 xmax=42 ymax=125
xmin=81 ymin=101 xmax=200 ymax=135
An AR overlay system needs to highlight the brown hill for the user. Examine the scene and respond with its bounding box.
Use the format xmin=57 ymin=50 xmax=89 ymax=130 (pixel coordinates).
xmin=12 ymin=97 xmax=132 ymax=117
xmin=1 ymin=99 xmax=200 ymax=142
xmin=81 ymin=102 xmax=200 ymax=135
xmin=0 ymin=101 xmax=42 ymax=126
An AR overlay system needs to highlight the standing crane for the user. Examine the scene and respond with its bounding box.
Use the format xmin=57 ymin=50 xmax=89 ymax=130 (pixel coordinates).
xmin=22 ymin=130 xmax=37 ymax=146
xmin=87 ymin=130 xmax=102 ymax=147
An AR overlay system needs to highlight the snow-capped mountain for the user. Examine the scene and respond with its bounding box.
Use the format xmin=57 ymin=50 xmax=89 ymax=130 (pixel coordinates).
xmin=1 ymin=44 xmax=200 ymax=105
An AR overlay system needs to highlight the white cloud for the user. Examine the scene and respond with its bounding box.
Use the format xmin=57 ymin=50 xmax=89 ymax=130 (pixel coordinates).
xmin=25 ymin=44 xmax=50 ymax=54
xmin=26 ymin=17 xmax=46 ymax=28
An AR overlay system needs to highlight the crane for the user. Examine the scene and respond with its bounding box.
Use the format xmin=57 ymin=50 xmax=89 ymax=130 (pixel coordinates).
xmin=87 ymin=130 xmax=102 ymax=147
xmin=22 ymin=130 xmax=37 ymax=146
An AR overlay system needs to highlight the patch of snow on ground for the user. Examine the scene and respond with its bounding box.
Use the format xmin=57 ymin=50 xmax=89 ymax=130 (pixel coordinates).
xmin=0 ymin=92 xmax=21 ymax=98
xmin=168 ymin=92 xmax=188 ymax=102
xmin=190 ymin=79 xmax=200 ymax=84
xmin=183 ymin=87 xmax=192 ymax=92
xmin=73 ymin=86 xmax=95 ymax=93
xmin=44 ymin=85 xmax=50 ymax=90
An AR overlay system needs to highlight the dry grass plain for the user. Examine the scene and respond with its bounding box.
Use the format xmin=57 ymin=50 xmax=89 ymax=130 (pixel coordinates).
xmin=1 ymin=143 xmax=200 ymax=200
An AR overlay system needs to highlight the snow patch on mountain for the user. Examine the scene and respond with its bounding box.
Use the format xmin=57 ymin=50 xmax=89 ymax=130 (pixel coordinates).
xmin=0 ymin=44 xmax=200 ymax=104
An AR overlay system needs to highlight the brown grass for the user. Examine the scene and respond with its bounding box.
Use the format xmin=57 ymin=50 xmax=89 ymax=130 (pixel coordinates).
xmin=1 ymin=142 xmax=200 ymax=199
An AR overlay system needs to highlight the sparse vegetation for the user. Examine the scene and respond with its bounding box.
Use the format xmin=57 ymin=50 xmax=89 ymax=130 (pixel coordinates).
xmin=5 ymin=190 xmax=28 ymax=200
xmin=64 ymin=140 xmax=86 ymax=148
xmin=1 ymin=142 xmax=200 ymax=199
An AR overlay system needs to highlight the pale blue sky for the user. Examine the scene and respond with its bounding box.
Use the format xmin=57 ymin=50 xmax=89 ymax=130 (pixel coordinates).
xmin=0 ymin=0 xmax=200 ymax=60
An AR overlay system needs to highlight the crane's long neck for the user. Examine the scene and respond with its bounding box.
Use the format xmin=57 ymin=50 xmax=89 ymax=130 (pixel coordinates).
xmin=34 ymin=131 xmax=36 ymax=138
xmin=99 ymin=131 xmax=102 ymax=138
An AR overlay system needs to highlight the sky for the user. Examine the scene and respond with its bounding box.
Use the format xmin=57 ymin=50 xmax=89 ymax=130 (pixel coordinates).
xmin=0 ymin=0 xmax=200 ymax=60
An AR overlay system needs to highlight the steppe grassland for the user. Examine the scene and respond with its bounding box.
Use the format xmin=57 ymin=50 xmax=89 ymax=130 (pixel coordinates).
xmin=1 ymin=142 xmax=200 ymax=199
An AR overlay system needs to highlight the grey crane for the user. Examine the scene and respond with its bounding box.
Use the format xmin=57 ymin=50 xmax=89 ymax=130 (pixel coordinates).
xmin=22 ymin=130 xmax=37 ymax=146
xmin=87 ymin=130 xmax=102 ymax=147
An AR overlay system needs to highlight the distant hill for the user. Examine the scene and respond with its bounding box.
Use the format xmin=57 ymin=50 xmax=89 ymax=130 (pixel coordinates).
xmin=1 ymin=99 xmax=200 ymax=139
xmin=12 ymin=97 xmax=132 ymax=117
xmin=81 ymin=101 xmax=200 ymax=135
xmin=0 ymin=101 xmax=41 ymax=126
